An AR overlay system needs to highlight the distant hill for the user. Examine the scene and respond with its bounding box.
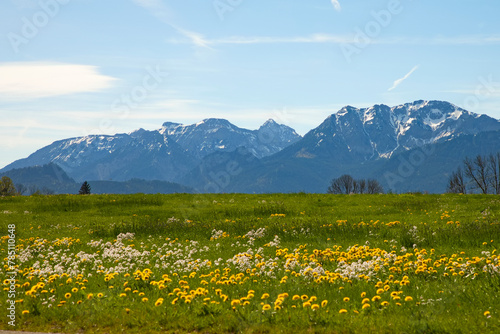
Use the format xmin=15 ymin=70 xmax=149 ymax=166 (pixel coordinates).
xmin=0 ymin=164 xmax=194 ymax=195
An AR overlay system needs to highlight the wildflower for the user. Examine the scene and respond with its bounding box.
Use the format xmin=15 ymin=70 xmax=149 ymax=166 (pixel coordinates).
xmin=301 ymin=294 xmax=308 ymax=301
xmin=339 ymin=309 xmax=348 ymax=314
xmin=87 ymin=293 xmax=94 ymax=300
xmin=362 ymin=298 xmax=370 ymax=304
xmin=303 ymin=301 xmax=312 ymax=308
xmin=376 ymin=288 xmax=385 ymax=295
xmin=311 ymin=304 xmax=320 ymax=310
xmin=125 ymin=308 xmax=130 ymax=314
xmin=362 ymin=303 xmax=370 ymax=309
xmin=155 ymin=298 xmax=163 ymax=306
xmin=71 ymin=288 xmax=78 ymax=293
xmin=293 ymin=295 xmax=300 ymax=301
xmin=404 ymin=296 xmax=413 ymax=302
xmin=321 ymin=300 xmax=328 ymax=307
xmin=261 ymin=293 xmax=269 ymax=300
xmin=372 ymin=296 xmax=381 ymax=302
xmin=343 ymin=297 xmax=350 ymax=302
xmin=65 ymin=293 xmax=71 ymax=299
xmin=381 ymin=301 xmax=389 ymax=307
xmin=97 ymin=293 xmax=104 ymax=298
xmin=22 ymin=310 xmax=29 ymax=315
xmin=231 ymin=300 xmax=240 ymax=306
xmin=484 ymin=311 xmax=491 ymax=317
xmin=361 ymin=292 xmax=366 ymax=298
xmin=77 ymin=300 xmax=82 ymax=304
xmin=142 ymin=297 xmax=148 ymax=302
xmin=262 ymin=304 xmax=271 ymax=311
xmin=119 ymin=293 xmax=126 ymax=298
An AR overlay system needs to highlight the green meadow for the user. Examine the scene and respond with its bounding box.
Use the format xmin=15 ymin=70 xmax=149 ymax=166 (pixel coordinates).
xmin=1 ymin=193 xmax=500 ymax=333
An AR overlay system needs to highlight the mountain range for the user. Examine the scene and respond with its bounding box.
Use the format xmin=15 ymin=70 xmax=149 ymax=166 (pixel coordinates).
xmin=2 ymin=100 xmax=500 ymax=194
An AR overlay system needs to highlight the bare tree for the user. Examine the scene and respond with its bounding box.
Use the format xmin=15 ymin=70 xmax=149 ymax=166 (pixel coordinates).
xmin=367 ymin=179 xmax=383 ymax=194
xmin=15 ymin=183 xmax=27 ymax=195
xmin=328 ymin=175 xmax=383 ymax=194
xmin=327 ymin=179 xmax=342 ymax=194
xmin=357 ymin=179 xmax=366 ymax=194
xmin=447 ymin=167 xmax=467 ymax=194
xmin=488 ymin=153 xmax=500 ymax=194
xmin=464 ymin=156 xmax=489 ymax=194
xmin=338 ymin=174 xmax=354 ymax=194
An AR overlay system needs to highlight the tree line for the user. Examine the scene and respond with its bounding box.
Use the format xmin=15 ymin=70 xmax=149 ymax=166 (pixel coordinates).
xmin=327 ymin=174 xmax=384 ymax=194
xmin=0 ymin=176 xmax=91 ymax=196
xmin=447 ymin=152 xmax=500 ymax=194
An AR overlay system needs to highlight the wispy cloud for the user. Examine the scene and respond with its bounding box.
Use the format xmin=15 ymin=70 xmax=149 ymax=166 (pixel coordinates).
xmin=166 ymin=33 xmax=500 ymax=47
xmin=131 ymin=0 xmax=212 ymax=49
xmin=388 ymin=65 xmax=419 ymax=92
xmin=0 ymin=62 xmax=116 ymax=99
xmin=168 ymin=33 xmax=354 ymax=46
xmin=331 ymin=0 xmax=341 ymax=12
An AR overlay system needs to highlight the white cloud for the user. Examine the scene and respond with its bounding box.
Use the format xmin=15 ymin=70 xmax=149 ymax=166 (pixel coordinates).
xmin=388 ymin=65 xmax=419 ymax=92
xmin=0 ymin=62 xmax=116 ymax=99
xmin=331 ymin=0 xmax=341 ymax=12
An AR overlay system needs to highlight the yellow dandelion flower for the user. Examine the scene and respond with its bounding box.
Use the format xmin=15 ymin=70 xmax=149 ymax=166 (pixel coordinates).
xmin=362 ymin=298 xmax=370 ymax=304
xmin=119 ymin=293 xmax=126 ymax=298
xmin=311 ymin=304 xmax=320 ymax=310
xmin=142 ymin=297 xmax=148 ymax=302
xmin=372 ymin=296 xmax=381 ymax=302
xmin=125 ymin=308 xmax=130 ymax=314
xmin=339 ymin=309 xmax=348 ymax=314
xmin=263 ymin=304 xmax=271 ymax=311
xmin=343 ymin=297 xmax=350 ymax=302
xmin=97 ymin=293 xmax=104 ymax=298
xmin=376 ymin=288 xmax=385 ymax=295
xmin=231 ymin=300 xmax=240 ymax=306
xmin=301 ymin=294 xmax=308 ymax=301
xmin=381 ymin=301 xmax=389 ymax=307
xmin=292 ymin=295 xmax=300 ymax=301
xmin=484 ymin=311 xmax=491 ymax=317
xmin=362 ymin=303 xmax=370 ymax=309
xmin=321 ymin=300 xmax=328 ymax=307
xmin=155 ymin=298 xmax=163 ymax=306
xmin=22 ymin=310 xmax=29 ymax=315
xmin=361 ymin=292 xmax=366 ymax=298
xmin=64 ymin=293 xmax=71 ymax=299
xmin=172 ymin=298 xmax=178 ymax=305
xmin=405 ymin=296 xmax=413 ymax=302
xmin=71 ymin=288 xmax=78 ymax=293
xmin=261 ymin=293 xmax=269 ymax=300
xmin=303 ymin=301 xmax=312 ymax=308
xmin=139 ymin=292 xmax=145 ymax=296
xmin=87 ymin=293 xmax=94 ymax=299
xmin=77 ymin=300 xmax=82 ymax=304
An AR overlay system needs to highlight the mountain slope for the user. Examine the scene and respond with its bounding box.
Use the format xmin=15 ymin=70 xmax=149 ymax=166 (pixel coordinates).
xmin=209 ymin=101 xmax=500 ymax=193
xmin=160 ymin=118 xmax=301 ymax=159
xmin=1 ymin=119 xmax=301 ymax=183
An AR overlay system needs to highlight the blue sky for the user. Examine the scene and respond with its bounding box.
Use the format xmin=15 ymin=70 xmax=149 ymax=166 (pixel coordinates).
xmin=1 ymin=0 xmax=500 ymax=168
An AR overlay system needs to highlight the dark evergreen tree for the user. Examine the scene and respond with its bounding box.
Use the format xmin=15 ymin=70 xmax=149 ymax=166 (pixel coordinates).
xmin=79 ymin=181 xmax=91 ymax=195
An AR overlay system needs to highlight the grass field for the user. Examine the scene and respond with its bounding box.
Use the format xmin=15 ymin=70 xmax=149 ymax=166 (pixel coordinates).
xmin=1 ymin=193 xmax=500 ymax=333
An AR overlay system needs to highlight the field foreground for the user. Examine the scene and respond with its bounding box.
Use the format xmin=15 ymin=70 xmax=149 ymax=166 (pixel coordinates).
xmin=1 ymin=193 xmax=500 ymax=333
